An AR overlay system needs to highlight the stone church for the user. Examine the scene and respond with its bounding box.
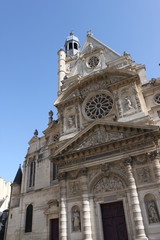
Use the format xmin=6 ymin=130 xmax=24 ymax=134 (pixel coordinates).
xmin=6 ymin=31 xmax=160 ymax=240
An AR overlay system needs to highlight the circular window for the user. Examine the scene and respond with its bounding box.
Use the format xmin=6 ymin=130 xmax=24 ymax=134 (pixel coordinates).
xmin=88 ymin=56 xmax=99 ymax=68
xmin=154 ymin=94 xmax=160 ymax=104
xmin=85 ymin=93 xmax=113 ymax=119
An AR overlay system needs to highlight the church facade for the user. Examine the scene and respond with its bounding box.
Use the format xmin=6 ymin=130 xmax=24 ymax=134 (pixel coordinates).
xmin=6 ymin=32 xmax=160 ymax=240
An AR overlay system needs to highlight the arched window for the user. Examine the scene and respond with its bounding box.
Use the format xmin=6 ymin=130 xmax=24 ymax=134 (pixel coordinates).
xmin=74 ymin=42 xmax=78 ymax=50
xmin=29 ymin=160 xmax=36 ymax=187
xmin=25 ymin=204 xmax=33 ymax=232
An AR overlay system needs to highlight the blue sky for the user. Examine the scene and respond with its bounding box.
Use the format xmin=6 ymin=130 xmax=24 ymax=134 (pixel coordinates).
xmin=0 ymin=0 xmax=160 ymax=182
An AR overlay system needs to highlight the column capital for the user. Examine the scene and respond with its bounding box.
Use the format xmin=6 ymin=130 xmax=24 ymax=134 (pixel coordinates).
xmin=58 ymin=172 xmax=67 ymax=181
xmin=79 ymin=167 xmax=88 ymax=176
xmin=148 ymin=150 xmax=160 ymax=160
xmin=123 ymin=156 xmax=133 ymax=166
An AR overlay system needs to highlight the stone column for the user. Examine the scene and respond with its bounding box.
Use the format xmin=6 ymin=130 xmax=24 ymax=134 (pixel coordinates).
xmin=150 ymin=150 xmax=160 ymax=184
xmin=124 ymin=158 xmax=148 ymax=240
xmin=80 ymin=168 xmax=93 ymax=240
xmin=89 ymin=197 xmax=97 ymax=240
xmin=58 ymin=172 xmax=67 ymax=240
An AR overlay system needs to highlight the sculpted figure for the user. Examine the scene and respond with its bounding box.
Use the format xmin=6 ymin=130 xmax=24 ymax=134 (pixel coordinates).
xmin=125 ymin=97 xmax=133 ymax=110
xmin=68 ymin=116 xmax=75 ymax=128
xmin=72 ymin=209 xmax=81 ymax=232
xmin=148 ymin=201 xmax=160 ymax=223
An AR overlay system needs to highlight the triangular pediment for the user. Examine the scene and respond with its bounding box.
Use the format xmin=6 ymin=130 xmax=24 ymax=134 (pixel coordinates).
xmin=81 ymin=34 xmax=120 ymax=62
xmin=53 ymin=120 xmax=159 ymax=157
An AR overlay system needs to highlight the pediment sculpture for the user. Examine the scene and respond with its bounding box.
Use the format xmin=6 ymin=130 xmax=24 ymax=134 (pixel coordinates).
xmin=74 ymin=127 xmax=124 ymax=151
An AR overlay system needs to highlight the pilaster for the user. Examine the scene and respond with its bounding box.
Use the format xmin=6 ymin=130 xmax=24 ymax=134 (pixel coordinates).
xmin=150 ymin=150 xmax=160 ymax=184
xmin=58 ymin=172 xmax=67 ymax=240
xmin=80 ymin=168 xmax=93 ymax=240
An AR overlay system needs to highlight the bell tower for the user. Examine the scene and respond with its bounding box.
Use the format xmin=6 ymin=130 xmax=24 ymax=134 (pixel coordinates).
xmin=64 ymin=32 xmax=80 ymax=57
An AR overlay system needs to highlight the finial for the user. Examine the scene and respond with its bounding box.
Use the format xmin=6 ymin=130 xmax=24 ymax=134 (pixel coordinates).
xmin=19 ymin=164 xmax=21 ymax=168
xmin=34 ymin=129 xmax=38 ymax=137
xmin=48 ymin=110 xmax=53 ymax=125
xmin=87 ymin=29 xmax=93 ymax=37
xmin=70 ymin=31 xmax=74 ymax=36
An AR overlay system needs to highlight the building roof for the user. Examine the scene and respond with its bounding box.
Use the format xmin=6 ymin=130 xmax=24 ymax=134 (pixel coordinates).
xmin=13 ymin=165 xmax=22 ymax=185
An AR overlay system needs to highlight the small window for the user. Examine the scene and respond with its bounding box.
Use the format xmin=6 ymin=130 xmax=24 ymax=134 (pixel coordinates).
xmin=69 ymin=42 xmax=72 ymax=50
xmin=25 ymin=204 xmax=33 ymax=232
xmin=157 ymin=110 xmax=160 ymax=118
xmin=74 ymin=43 xmax=78 ymax=50
xmin=53 ymin=163 xmax=57 ymax=181
xmin=29 ymin=161 xmax=36 ymax=187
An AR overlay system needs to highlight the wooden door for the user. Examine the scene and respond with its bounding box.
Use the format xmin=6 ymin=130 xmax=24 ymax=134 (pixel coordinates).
xmin=101 ymin=201 xmax=128 ymax=240
xmin=50 ymin=218 xmax=59 ymax=240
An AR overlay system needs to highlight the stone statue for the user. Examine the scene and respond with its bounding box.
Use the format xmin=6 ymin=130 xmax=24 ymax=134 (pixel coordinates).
xmin=125 ymin=97 xmax=133 ymax=110
xmin=72 ymin=209 xmax=81 ymax=232
xmin=147 ymin=201 xmax=160 ymax=223
xmin=48 ymin=110 xmax=53 ymax=124
xmin=68 ymin=116 xmax=75 ymax=128
xmin=34 ymin=129 xmax=38 ymax=137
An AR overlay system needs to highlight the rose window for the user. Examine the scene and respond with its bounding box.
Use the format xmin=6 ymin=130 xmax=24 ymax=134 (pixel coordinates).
xmin=88 ymin=56 xmax=99 ymax=68
xmin=154 ymin=94 xmax=160 ymax=104
xmin=85 ymin=94 xmax=113 ymax=119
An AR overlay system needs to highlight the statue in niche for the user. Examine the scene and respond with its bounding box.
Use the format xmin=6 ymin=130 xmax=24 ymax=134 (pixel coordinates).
xmin=67 ymin=115 xmax=76 ymax=129
xmin=125 ymin=97 xmax=133 ymax=110
xmin=147 ymin=201 xmax=160 ymax=224
xmin=72 ymin=208 xmax=81 ymax=232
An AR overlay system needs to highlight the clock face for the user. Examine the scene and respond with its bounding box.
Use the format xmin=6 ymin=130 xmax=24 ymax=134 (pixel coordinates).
xmin=88 ymin=56 xmax=99 ymax=68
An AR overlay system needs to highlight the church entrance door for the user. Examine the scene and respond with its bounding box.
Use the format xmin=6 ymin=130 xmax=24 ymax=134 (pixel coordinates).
xmin=101 ymin=201 xmax=128 ymax=240
xmin=50 ymin=218 xmax=59 ymax=240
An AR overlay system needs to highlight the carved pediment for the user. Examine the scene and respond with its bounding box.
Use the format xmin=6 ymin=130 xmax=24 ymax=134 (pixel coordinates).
xmin=71 ymin=127 xmax=125 ymax=151
xmin=52 ymin=120 xmax=159 ymax=158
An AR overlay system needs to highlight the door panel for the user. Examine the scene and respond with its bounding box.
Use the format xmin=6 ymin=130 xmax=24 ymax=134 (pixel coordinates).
xmin=101 ymin=201 xmax=128 ymax=240
xmin=50 ymin=218 xmax=59 ymax=240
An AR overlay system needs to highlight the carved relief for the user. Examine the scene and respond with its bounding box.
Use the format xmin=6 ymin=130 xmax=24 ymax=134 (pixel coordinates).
xmin=137 ymin=167 xmax=153 ymax=184
xmin=93 ymin=175 xmax=125 ymax=194
xmin=68 ymin=170 xmax=79 ymax=180
xmin=113 ymin=163 xmax=127 ymax=177
xmin=135 ymin=154 xmax=148 ymax=165
xmin=101 ymin=163 xmax=111 ymax=177
xmin=74 ymin=127 xmax=124 ymax=151
xmin=80 ymin=80 xmax=110 ymax=99
xmin=114 ymin=90 xmax=123 ymax=118
xmin=71 ymin=206 xmax=81 ymax=232
xmin=88 ymin=168 xmax=100 ymax=182
xmin=69 ymin=181 xmax=81 ymax=196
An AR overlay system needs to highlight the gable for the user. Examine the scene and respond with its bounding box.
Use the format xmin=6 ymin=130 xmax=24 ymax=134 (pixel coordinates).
xmin=81 ymin=34 xmax=121 ymax=62
xmin=65 ymin=34 xmax=123 ymax=81
xmin=52 ymin=120 xmax=159 ymax=157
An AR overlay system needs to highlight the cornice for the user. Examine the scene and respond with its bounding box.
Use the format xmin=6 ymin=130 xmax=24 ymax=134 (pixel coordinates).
xmin=50 ymin=120 xmax=160 ymax=167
